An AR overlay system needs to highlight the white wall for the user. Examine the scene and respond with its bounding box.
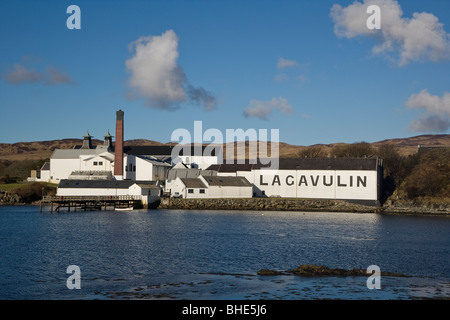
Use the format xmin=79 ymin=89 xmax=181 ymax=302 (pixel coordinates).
xmin=57 ymin=188 xmax=130 ymax=197
xmin=189 ymin=155 xmax=221 ymax=170
xmin=206 ymin=185 xmax=253 ymax=198
xmin=252 ymin=169 xmax=379 ymax=200
xmin=80 ymin=155 xmax=112 ymax=172
xmin=128 ymin=184 xmax=160 ymax=197
xmin=50 ymin=158 xmax=80 ymax=183
xmin=198 ymin=175 xmax=252 ymax=199
xmin=124 ymin=155 xmax=169 ymax=181
xmin=168 ymin=177 xmax=186 ymax=198
xmin=167 ymin=177 xmax=209 ymax=198
xmin=40 ymin=170 xmax=51 ymax=182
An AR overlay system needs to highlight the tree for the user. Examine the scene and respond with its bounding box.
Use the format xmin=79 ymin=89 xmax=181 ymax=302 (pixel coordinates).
xmin=297 ymin=146 xmax=328 ymax=158
xmin=331 ymin=142 xmax=375 ymax=158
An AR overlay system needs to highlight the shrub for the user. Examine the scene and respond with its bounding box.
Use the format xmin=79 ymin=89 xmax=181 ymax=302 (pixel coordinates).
xmin=14 ymin=182 xmax=56 ymax=203
xmin=331 ymin=142 xmax=375 ymax=158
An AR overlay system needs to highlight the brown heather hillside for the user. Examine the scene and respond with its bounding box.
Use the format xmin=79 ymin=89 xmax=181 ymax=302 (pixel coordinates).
xmin=0 ymin=139 xmax=165 ymax=161
xmin=0 ymin=134 xmax=449 ymax=162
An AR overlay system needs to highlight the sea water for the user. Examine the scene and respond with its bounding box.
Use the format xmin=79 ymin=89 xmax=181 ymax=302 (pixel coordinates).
xmin=0 ymin=206 xmax=449 ymax=300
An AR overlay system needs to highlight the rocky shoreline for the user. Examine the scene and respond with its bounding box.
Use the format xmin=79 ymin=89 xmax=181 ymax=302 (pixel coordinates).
xmin=0 ymin=191 xmax=23 ymax=205
xmin=159 ymin=197 xmax=450 ymax=215
xmin=2 ymin=190 xmax=449 ymax=215
xmin=257 ymin=264 xmax=409 ymax=277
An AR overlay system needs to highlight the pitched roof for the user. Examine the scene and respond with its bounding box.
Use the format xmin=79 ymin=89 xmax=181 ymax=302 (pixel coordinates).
xmin=41 ymin=162 xmax=50 ymax=171
xmin=167 ymin=168 xmax=217 ymax=180
xmin=136 ymin=156 xmax=172 ymax=166
xmin=203 ymin=176 xmax=252 ymax=187
xmin=180 ymin=178 xmax=207 ymax=189
xmin=51 ymin=148 xmax=110 ymax=159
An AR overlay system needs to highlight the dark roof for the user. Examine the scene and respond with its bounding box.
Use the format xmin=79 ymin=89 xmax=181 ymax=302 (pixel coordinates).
xmin=124 ymin=146 xmax=174 ymax=156
xmin=275 ymin=158 xmax=381 ymax=170
xmin=176 ymin=145 xmax=221 ymax=156
xmin=206 ymin=158 xmax=381 ymax=172
xmin=203 ymin=176 xmax=252 ymax=187
xmin=41 ymin=162 xmax=50 ymax=171
xmin=180 ymin=178 xmax=208 ymax=189
xmin=58 ymin=179 xmax=158 ymax=189
xmin=206 ymin=163 xmax=255 ymax=172
xmin=167 ymin=168 xmax=216 ymax=180
xmin=124 ymin=145 xmax=222 ymax=157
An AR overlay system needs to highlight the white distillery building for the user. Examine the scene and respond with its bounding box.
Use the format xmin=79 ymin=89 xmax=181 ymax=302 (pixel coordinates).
xmin=169 ymin=175 xmax=253 ymax=199
xmin=37 ymin=138 xmax=221 ymax=184
xmin=206 ymin=158 xmax=383 ymax=204
xmin=164 ymin=163 xmax=217 ymax=194
xmin=56 ymin=180 xmax=161 ymax=207
xmin=125 ymin=145 xmax=222 ymax=170
xmin=29 ymin=110 xmax=222 ymax=185
xmin=40 ymin=132 xmax=171 ymax=184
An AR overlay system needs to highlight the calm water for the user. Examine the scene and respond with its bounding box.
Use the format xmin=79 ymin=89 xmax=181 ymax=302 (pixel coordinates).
xmin=0 ymin=205 xmax=449 ymax=300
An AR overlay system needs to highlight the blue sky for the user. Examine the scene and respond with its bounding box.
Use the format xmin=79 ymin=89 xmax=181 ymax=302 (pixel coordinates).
xmin=1 ymin=0 xmax=449 ymax=146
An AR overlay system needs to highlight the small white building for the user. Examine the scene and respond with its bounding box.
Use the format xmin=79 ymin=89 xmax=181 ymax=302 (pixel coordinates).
xmin=28 ymin=162 xmax=51 ymax=182
xmin=56 ymin=179 xmax=161 ymax=206
xmin=165 ymin=165 xmax=217 ymax=194
xmin=169 ymin=175 xmax=253 ymax=199
xmin=123 ymin=155 xmax=171 ymax=182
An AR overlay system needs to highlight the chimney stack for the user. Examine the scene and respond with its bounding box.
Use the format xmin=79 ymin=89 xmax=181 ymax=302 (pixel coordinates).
xmin=114 ymin=110 xmax=124 ymax=180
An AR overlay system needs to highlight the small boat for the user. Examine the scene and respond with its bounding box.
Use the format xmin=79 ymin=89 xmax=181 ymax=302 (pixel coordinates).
xmin=115 ymin=207 xmax=134 ymax=211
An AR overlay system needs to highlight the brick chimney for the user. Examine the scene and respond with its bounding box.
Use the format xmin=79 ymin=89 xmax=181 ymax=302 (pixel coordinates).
xmin=114 ymin=110 xmax=124 ymax=180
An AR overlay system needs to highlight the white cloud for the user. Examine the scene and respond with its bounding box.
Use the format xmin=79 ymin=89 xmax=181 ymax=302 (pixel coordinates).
xmin=330 ymin=0 xmax=450 ymax=66
xmin=277 ymin=57 xmax=299 ymax=69
xmin=4 ymin=62 xmax=74 ymax=85
xmin=243 ymin=97 xmax=294 ymax=120
xmin=125 ymin=29 xmax=217 ymax=111
xmin=406 ymin=89 xmax=450 ymax=132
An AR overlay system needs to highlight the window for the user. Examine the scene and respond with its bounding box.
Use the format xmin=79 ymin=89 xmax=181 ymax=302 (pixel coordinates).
xmin=199 ymin=189 xmax=205 ymax=194
xmin=188 ymin=189 xmax=194 ymax=194
xmin=99 ymin=161 xmax=103 ymax=166
xmin=93 ymin=161 xmax=98 ymax=166
xmin=133 ymin=165 xmax=136 ymax=172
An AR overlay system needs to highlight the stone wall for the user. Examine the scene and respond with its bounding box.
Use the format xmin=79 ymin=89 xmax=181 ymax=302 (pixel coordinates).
xmin=159 ymin=197 xmax=450 ymax=215
xmin=159 ymin=197 xmax=382 ymax=213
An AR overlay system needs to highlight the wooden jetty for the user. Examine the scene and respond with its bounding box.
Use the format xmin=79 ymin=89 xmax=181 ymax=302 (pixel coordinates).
xmin=40 ymin=195 xmax=143 ymax=213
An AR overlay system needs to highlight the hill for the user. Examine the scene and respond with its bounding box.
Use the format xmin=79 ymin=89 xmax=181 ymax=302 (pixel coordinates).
xmin=1 ymin=134 xmax=448 ymax=162
xmin=0 ymin=138 xmax=164 ymax=161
